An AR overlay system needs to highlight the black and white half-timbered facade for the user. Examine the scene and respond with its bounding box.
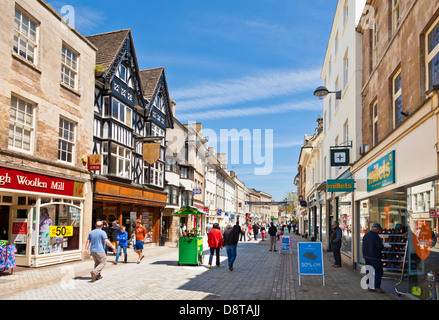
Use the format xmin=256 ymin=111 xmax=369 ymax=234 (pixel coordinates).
xmin=86 ymin=30 xmax=173 ymax=245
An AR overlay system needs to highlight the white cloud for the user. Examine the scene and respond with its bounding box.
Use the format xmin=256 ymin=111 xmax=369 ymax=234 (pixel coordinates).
xmin=172 ymin=68 xmax=321 ymax=111
xmin=177 ymin=99 xmax=321 ymax=121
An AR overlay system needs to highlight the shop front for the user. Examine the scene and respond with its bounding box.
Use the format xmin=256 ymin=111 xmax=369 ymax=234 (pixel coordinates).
xmin=352 ymin=111 xmax=439 ymax=298
xmin=0 ymin=165 xmax=91 ymax=267
xmin=92 ymin=178 xmax=167 ymax=246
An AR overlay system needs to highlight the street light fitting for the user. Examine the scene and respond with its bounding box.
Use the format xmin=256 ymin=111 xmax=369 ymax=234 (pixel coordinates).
xmin=313 ymin=86 xmax=342 ymax=100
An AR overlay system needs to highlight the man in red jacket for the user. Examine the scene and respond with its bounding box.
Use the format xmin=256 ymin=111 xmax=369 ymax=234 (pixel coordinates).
xmin=207 ymin=223 xmax=223 ymax=268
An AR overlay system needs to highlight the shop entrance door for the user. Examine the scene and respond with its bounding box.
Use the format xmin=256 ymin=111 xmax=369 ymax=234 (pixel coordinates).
xmin=10 ymin=206 xmax=33 ymax=267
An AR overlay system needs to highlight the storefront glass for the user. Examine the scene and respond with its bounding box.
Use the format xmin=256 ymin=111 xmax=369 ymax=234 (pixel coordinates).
xmin=406 ymin=180 xmax=439 ymax=300
xmin=36 ymin=199 xmax=81 ymax=255
xmin=338 ymin=194 xmax=352 ymax=256
xmin=321 ymin=201 xmax=326 ymax=244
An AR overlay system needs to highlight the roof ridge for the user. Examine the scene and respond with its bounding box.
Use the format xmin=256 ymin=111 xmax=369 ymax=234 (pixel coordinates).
xmin=86 ymin=29 xmax=131 ymax=38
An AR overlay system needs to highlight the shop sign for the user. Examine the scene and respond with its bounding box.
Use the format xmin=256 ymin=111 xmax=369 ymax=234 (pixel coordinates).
xmin=327 ymin=179 xmax=355 ymax=192
xmin=330 ymin=148 xmax=350 ymax=167
xmin=12 ymin=219 xmax=27 ymax=244
xmin=367 ymin=151 xmax=395 ymax=192
xmin=0 ymin=167 xmax=84 ymax=197
xmin=88 ymin=154 xmax=102 ymax=171
xmin=413 ymin=219 xmax=432 ymax=260
xmin=49 ymin=226 xmax=73 ymax=237
xmin=143 ymin=143 xmax=161 ymax=164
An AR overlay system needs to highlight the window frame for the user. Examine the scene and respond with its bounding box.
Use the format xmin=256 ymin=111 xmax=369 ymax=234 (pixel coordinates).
xmin=9 ymin=95 xmax=35 ymax=154
xmin=13 ymin=7 xmax=39 ymax=65
xmin=392 ymin=0 xmax=401 ymax=33
xmin=372 ymin=100 xmax=379 ymax=146
xmin=61 ymin=43 xmax=79 ymax=90
xmin=372 ymin=15 xmax=378 ymax=69
xmin=392 ymin=70 xmax=402 ymax=128
xmin=58 ymin=117 xmax=76 ymax=164
xmin=426 ymin=16 xmax=439 ymax=92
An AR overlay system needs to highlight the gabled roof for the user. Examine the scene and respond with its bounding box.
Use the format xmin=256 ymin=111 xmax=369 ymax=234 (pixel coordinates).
xmin=86 ymin=29 xmax=130 ymax=70
xmin=140 ymin=67 xmax=174 ymax=129
xmin=139 ymin=67 xmax=164 ymax=101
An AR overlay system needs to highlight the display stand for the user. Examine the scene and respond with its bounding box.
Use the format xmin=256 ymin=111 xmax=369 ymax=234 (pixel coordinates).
xmin=174 ymin=206 xmax=206 ymax=266
xmin=279 ymin=235 xmax=292 ymax=254
xmin=379 ymin=231 xmax=408 ymax=273
xmin=0 ymin=242 xmax=16 ymax=275
xmin=297 ymin=242 xmax=325 ymax=286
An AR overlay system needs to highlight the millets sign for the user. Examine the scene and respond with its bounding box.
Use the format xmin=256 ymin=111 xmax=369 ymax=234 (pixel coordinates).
xmin=367 ymin=151 xmax=395 ymax=192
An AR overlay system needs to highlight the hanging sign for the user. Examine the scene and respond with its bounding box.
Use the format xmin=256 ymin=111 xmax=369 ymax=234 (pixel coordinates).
xmin=88 ymin=154 xmax=102 ymax=171
xmin=143 ymin=143 xmax=161 ymax=164
xmin=367 ymin=151 xmax=395 ymax=192
xmin=330 ymin=148 xmax=350 ymax=166
xmin=327 ymin=179 xmax=355 ymax=192
xmin=297 ymin=242 xmax=325 ymax=286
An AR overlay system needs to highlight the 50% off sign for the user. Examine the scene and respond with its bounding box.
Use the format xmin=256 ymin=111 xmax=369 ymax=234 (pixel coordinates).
xmin=49 ymin=226 xmax=74 ymax=237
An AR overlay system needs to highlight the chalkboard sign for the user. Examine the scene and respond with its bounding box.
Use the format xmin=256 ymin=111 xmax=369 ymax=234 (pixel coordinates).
xmin=279 ymin=236 xmax=292 ymax=254
xmin=297 ymin=242 xmax=325 ymax=286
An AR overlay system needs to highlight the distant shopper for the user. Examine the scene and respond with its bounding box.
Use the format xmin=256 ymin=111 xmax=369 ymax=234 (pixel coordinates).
xmin=253 ymin=223 xmax=259 ymax=241
xmin=102 ymin=220 xmax=110 ymax=254
xmin=207 ymin=223 xmax=223 ymax=268
xmin=260 ymin=224 xmax=266 ymax=241
xmin=110 ymin=220 xmax=121 ymax=255
xmin=363 ymin=222 xmax=385 ymax=293
xmin=240 ymin=224 xmax=247 ymax=242
xmin=115 ymin=226 xmax=128 ymax=264
xmin=84 ymin=221 xmax=116 ymax=282
xmin=330 ymin=221 xmax=342 ymax=268
xmin=134 ymin=219 xmax=146 ymax=264
xmin=223 ymin=223 xmax=240 ymax=271
xmin=268 ymin=222 xmax=278 ymax=252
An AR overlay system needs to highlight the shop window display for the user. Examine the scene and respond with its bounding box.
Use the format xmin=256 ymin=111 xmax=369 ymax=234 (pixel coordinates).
xmin=406 ymin=181 xmax=439 ymax=300
xmin=338 ymin=194 xmax=352 ymax=256
xmin=34 ymin=201 xmax=81 ymax=255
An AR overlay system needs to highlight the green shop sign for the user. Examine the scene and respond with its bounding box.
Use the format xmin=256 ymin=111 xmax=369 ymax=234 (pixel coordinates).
xmin=367 ymin=150 xmax=395 ymax=192
xmin=327 ymin=179 xmax=355 ymax=192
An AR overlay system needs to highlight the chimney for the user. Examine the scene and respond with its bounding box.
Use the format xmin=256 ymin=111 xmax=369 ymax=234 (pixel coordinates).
xmin=170 ymin=100 xmax=176 ymax=117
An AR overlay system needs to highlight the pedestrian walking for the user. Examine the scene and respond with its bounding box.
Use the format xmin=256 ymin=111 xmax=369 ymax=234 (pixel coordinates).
xmin=240 ymin=224 xmax=247 ymax=241
xmin=134 ymin=219 xmax=146 ymax=264
xmin=362 ymin=222 xmax=385 ymax=293
xmin=207 ymin=223 xmax=223 ymax=268
xmin=110 ymin=220 xmax=121 ymax=255
xmin=268 ymin=222 xmax=277 ymax=251
xmin=84 ymin=220 xmax=116 ymax=282
xmin=330 ymin=221 xmax=343 ymax=268
xmin=102 ymin=220 xmax=110 ymax=254
xmin=253 ymin=223 xmax=259 ymax=241
xmin=260 ymin=224 xmax=266 ymax=241
xmin=223 ymin=223 xmax=240 ymax=271
xmin=115 ymin=226 xmax=128 ymax=264
xmin=247 ymin=224 xmax=252 ymax=241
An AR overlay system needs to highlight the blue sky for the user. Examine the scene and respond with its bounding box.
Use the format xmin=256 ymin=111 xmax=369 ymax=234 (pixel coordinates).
xmin=48 ymin=0 xmax=337 ymax=201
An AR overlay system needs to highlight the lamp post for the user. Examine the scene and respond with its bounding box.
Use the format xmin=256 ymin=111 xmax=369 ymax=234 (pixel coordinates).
xmin=313 ymin=86 xmax=342 ymax=100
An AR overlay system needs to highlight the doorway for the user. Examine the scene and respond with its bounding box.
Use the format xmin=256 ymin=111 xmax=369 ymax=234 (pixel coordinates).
xmin=10 ymin=206 xmax=33 ymax=266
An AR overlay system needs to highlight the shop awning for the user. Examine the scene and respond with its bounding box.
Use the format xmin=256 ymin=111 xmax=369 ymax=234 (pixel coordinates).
xmin=173 ymin=206 xmax=207 ymax=215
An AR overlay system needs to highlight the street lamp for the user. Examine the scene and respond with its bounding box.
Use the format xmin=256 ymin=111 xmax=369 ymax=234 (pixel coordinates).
xmin=313 ymin=86 xmax=342 ymax=100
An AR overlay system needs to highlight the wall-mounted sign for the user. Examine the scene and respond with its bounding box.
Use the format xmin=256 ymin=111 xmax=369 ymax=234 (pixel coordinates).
xmin=367 ymin=151 xmax=395 ymax=192
xmin=88 ymin=154 xmax=102 ymax=171
xmin=0 ymin=167 xmax=85 ymax=198
xmin=192 ymin=188 xmax=202 ymax=195
xmin=327 ymin=179 xmax=355 ymax=193
xmin=330 ymin=148 xmax=350 ymax=167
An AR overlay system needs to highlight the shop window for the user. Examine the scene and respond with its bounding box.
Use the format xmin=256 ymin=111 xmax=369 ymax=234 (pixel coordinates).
xmin=36 ymin=203 xmax=81 ymax=255
xmin=338 ymin=194 xmax=352 ymax=256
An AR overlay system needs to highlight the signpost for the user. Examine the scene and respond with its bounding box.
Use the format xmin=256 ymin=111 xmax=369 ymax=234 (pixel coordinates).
xmin=297 ymin=242 xmax=325 ymax=286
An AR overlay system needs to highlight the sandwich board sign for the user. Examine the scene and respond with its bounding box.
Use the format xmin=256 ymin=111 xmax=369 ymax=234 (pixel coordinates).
xmin=279 ymin=236 xmax=292 ymax=254
xmin=297 ymin=242 xmax=325 ymax=286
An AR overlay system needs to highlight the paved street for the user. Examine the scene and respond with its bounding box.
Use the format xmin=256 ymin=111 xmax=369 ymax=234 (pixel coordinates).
xmin=0 ymin=232 xmax=399 ymax=301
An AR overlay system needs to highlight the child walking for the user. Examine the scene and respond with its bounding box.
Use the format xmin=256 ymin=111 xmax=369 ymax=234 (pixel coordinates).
xmin=115 ymin=226 xmax=128 ymax=264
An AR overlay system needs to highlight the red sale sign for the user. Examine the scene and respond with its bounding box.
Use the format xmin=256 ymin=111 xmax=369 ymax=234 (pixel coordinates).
xmin=12 ymin=221 xmax=27 ymax=235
